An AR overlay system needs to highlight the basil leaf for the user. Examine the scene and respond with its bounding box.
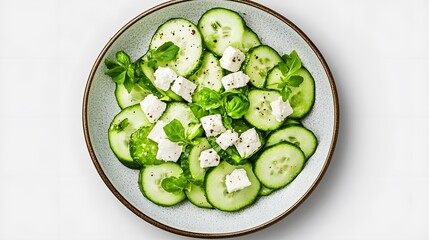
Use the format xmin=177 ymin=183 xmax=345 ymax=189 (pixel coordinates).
xmin=225 ymin=95 xmax=249 ymax=119
xmin=116 ymin=51 xmax=131 ymax=66
xmin=163 ymin=119 xmax=187 ymax=142
xmin=277 ymin=62 xmax=289 ymax=75
xmin=281 ymin=87 xmax=290 ymax=101
xmin=287 ymin=50 xmax=302 ymax=74
xmin=123 ymin=76 xmax=134 ymax=93
xmin=161 ymin=174 xmax=190 ymax=194
xmin=112 ymin=71 xmax=126 ymax=84
xmin=151 ymin=41 xmax=180 ymax=62
xmin=189 ymin=103 xmax=207 ymax=119
xmin=288 ymin=75 xmax=304 ymax=87
xmin=277 ymin=81 xmax=287 ymax=89
xmin=105 ymin=66 xmax=125 ymax=78
xmin=223 ymin=115 xmax=233 ymax=129
xmin=127 ymin=66 xmax=135 ymax=80
xmin=193 ymin=88 xmax=222 ymax=110
xmin=104 ymin=59 xmax=120 ymax=69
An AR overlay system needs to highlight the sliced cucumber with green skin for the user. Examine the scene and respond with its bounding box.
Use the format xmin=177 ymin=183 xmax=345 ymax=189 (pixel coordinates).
xmin=139 ymin=162 xmax=186 ymax=206
xmin=259 ymin=185 xmax=275 ymax=196
xmin=284 ymin=118 xmax=301 ymax=127
xmin=240 ymin=27 xmax=261 ymax=53
xmin=129 ymin=126 xmax=164 ymax=167
xmin=265 ymin=125 xmax=317 ymax=160
xmin=183 ymin=138 xmax=211 ymax=183
xmin=108 ymin=104 xmax=151 ymax=169
xmin=266 ymin=67 xmax=315 ymax=118
xmin=243 ymin=45 xmax=282 ymax=88
xmin=159 ymin=102 xmax=202 ymax=135
xmin=185 ymin=183 xmax=213 ymax=209
xmin=150 ymin=18 xmax=203 ymax=77
xmin=115 ymin=83 xmax=147 ymax=109
xmin=244 ymin=89 xmax=284 ymax=131
xmin=198 ymin=8 xmax=246 ymax=56
xmin=205 ymin=161 xmax=261 ymax=211
xmin=255 ymin=143 xmax=305 ymax=189
xmin=140 ymin=56 xmax=182 ymax=101
xmin=189 ymin=52 xmax=223 ymax=92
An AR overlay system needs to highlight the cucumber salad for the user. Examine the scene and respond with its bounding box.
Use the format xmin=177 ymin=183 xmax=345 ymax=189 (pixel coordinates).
xmin=104 ymin=8 xmax=317 ymax=211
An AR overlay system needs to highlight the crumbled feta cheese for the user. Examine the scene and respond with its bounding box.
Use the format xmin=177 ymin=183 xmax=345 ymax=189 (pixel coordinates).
xmin=234 ymin=128 xmax=261 ymax=158
xmin=200 ymin=114 xmax=226 ymax=137
xmin=219 ymin=46 xmax=245 ymax=72
xmin=147 ymin=120 xmax=167 ymax=143
xmin=216 ymin=130 xmax=239 ymax=150
xmin=225 ymin=168 xmax=252 ymax=193
xmin=139 ymin=94 xmax=167 ymax=123
xmin=221 ymin=71 xmax=250 ymax=91
xmin=153 ymin=67 xmax=177 ymax=91
xmin=270 ymin=96 xmax=293 ymax=122
xmin=199 ymin=148 xmax=221 ymax=168
xmin=171 ymin=76 xmax=197 ymax=102
xmin=156 ymin=139 xmax=182 ymax=162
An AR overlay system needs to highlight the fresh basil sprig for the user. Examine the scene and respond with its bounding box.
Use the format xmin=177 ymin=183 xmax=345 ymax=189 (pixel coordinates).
xmin=277 ymin=50 xmax=305 ymax=101
xmin=161 ymin=174 xmax=191 ymax=194
xmin=104 ymin=51 xmax=137 ymax=93
xmin=163 ymin=119 xmax=200 ymax=145
xmin=147 ymin=41 xmax=180 ymax=68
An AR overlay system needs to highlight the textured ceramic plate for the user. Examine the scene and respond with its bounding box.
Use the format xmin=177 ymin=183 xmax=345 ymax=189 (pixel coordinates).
xmin=83 ymin=0 xmax=339 ymax=237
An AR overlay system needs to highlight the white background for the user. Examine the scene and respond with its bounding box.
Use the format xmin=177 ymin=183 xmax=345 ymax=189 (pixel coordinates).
xmin=0 ymin=0 xmax=428 ymax=239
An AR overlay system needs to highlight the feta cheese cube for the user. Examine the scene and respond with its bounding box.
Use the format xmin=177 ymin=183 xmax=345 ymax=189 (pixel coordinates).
xmin=270 ymin=97 xmax=293 ymax=122
xmin=225 ymin=168 xmax=252 ymax=193
xmin=199 ymin=148 xmax=221 ymax=168
xmin=234 ymin=128 xmax=261 ymax=158
xmin=147 ymin=120 xmax=167 ymax=143
xmin=140 ymin=94 xmax=167 ymax=123
xmin=216 ymin=130 xmax=239 ymax=150
xmin=221 ymin=71 xmax=250 ymax=91
xmin=200 ymin=114 xmax=226 ymax=137
xmin=156 ymin=139 xmax=182 ymax=162
xmin=219 ymin=46 xmax=245 ymax=72
xmin=153 ymin=67 xmax=177 ymax=91
xmin=171 ymin=76 xmax=197 ymax=102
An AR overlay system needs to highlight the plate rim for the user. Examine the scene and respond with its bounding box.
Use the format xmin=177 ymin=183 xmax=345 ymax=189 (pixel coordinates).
xmin=82 ymin=0 xmax=340 ymax=238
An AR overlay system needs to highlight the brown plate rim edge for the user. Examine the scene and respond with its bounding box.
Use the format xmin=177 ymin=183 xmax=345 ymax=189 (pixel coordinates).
xmin=82 ymin=0 xmax=340 ymax=238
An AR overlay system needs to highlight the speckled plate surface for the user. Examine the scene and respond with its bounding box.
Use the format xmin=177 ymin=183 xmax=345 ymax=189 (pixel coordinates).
xmin=83 ymin=0 xmax=339 ymax=238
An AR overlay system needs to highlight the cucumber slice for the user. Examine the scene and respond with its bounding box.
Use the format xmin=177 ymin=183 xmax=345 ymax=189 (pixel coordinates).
xmin=244 ymin=89 xmax=284 ymax=131
xmin=240 ymin=27 xmax=261 ymax=53
xmin=258 ymin=185 xmax=275 ymax=196
xmin=115 ymin=83 xmax=147 ymax=109
xmin=266 ymin=125 xmax=317 ymax=160
xmin=159 ymin=102 xmax=202 ymax=135
xmin=129 ymin=126 xmax=164 ymax=167
xmin=150 ymin=18 xmax=203 ymax=77
xmin=266 ymin=67 xmax=315 ymax=118
xmin=189 ymin=52 xmax=223 ymax=92
xmin=108 ymin=104 xmax=151 ymax=169
xmin=243 ymin=45 xmax=282 ymax=88
xmin=185 ymin=183 xmax=213 ymax=209
xmin=139 ymin=162 xmax=186 ymax=206
xmin=205 ymin=161 xmax=261 ymax=211
xmin=139 ymin=56 xmax=182 ymax=101
xmin=198 ymin=8 xmax=246 ymax=56
xmin=254 ymin=143 xmax=305 ymax=189
xmin=182 ymin=138 xmax=211 ymax=183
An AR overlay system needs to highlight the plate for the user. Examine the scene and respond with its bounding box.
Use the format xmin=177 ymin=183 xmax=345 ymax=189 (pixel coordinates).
xmin=83 ymin=0 xmax=339 ymax=237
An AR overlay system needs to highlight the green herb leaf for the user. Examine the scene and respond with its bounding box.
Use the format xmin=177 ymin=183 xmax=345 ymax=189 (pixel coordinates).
xmin=277 ymin=81 xmax=287 ymax=89
xmin=161 ymin=174 xmax=190 ymax=194
xmin=105 ymin=66 xmax=125 ymax=78
xmin=151 ymin=41 xmax=180 ymax=62
xmin=104 ymin=59 xmax=120 ymax=69
xmin=116 ymin=51 xmax=131 ymax=66
xmin=193 ymin=88 xmax=222 ymax=110
xmin=126 ymin=66 xmax=135 ymax=80
xmin=163 ymin=119 xmax=187 ymax=142
xmin=123 ymin=76 xmax=134 ymax=93
xmin=223 ymin=115 xmax=233 ymax=129
xmin=288 ymin=75 xmax=304 ymax=87
xmin=277 ymin=62 xmax=289 ymax=75
xmin=112 ymin=71 xmax=126 ymax=84
xmin=286 ymin=50 xmax=302 ymax=74
xmin=281 ymin=87 xmax=291 ymax=101
xmin=189 ymin=103 xmax=208 ymax=119
xmin=225 ymin=95 xmax=249 ymax=119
